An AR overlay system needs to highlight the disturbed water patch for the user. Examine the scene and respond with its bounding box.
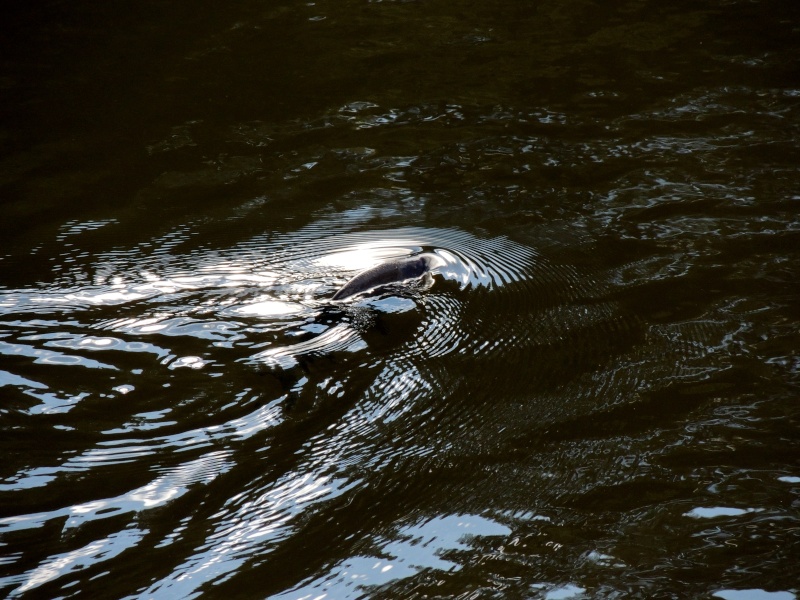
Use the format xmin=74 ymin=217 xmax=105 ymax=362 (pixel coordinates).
xmin=0 ymin=222 xmax=644 ymax=597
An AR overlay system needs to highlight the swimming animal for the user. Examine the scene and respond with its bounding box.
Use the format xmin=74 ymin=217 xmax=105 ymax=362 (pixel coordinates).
xmin=332 ymin=252 xmax=445 ymax=301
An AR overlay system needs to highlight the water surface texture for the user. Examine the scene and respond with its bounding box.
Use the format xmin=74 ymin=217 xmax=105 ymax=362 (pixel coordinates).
xmin=1 ymin=0 xmax=799 ymax=598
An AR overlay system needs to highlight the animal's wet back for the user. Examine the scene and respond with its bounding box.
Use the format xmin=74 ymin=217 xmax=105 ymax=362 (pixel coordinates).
xmin=331 ymin=252 xmax=441 ymax=300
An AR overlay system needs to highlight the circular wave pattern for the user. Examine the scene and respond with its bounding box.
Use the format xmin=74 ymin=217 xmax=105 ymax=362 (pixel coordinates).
xmin=240 ymin=226 xmax=558 ymax=370
xmin=0 ymin=223 xmax=640 ymax=598
xmin=0 ymin=223 xmax=628 ymax=399
xmin=238 ymin=225 xmax=621 ymax=369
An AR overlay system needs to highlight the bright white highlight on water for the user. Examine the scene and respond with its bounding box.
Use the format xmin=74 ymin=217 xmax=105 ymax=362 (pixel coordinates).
xmin=545 ymin=584 xmax=587 ymax=599
xmin=169 ymin=356 xmax=206 ymax=370
xmin=683 ymin=506 xmax=762 ymax=519
xmin=269 ymin=513 xmax=512 ymax=599
xmin=234 ymin=300 xmax=303 ymax=317
xmin=714 ymin=590 xmax=796 ymax=600
xmin=315 ymin=238 xmax=423 ymax=272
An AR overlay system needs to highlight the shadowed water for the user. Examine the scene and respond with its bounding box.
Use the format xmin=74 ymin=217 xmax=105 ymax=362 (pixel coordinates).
xmin=1 ymin=0 xmax=799 ymax=598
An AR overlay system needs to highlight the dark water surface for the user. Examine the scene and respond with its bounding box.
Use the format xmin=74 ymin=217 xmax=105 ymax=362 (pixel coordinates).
xmin=2 ymin=1 xmax=799 ymax=598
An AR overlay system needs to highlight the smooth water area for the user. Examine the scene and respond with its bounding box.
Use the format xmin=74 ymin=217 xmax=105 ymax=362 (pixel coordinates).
xmin=1 ymin=1 xmax=799 ymax=598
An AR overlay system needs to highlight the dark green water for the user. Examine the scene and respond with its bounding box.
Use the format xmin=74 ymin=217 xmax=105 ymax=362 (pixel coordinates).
xmin=1 ymin=1 xmax=799 ymax=598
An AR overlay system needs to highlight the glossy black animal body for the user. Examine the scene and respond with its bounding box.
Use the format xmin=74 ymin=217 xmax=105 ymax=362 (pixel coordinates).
xmin=332 ymin=252 xmax=443 ymax=300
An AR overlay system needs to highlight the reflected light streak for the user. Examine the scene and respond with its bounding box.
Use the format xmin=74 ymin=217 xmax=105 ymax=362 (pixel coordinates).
xmin=16 ymin=527 xmax=146 ymax=594
xmin=234 ymin=299 xmax=304 ymax=317
xmin=315 ymin=238 xmax=425 ymax=272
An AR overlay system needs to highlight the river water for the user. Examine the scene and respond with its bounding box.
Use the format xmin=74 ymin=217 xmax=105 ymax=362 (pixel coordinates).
xmin=1 ymin=1 xmax=799 ymax=598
